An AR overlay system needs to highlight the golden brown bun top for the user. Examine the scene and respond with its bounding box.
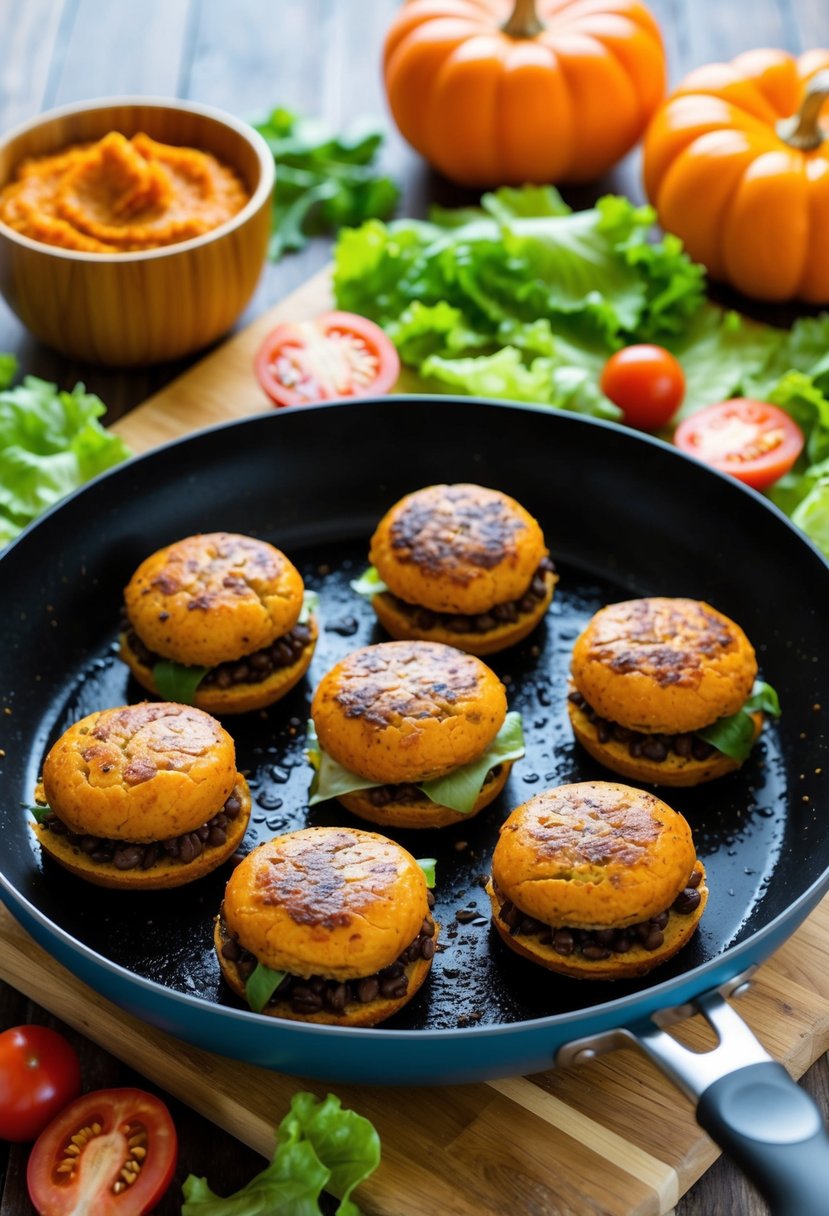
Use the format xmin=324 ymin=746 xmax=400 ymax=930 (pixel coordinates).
xmin=124 ymin=532 xmax=304 ymax=666
xmin=311 ymin=640 xmax=507 ymax=784
xmin=222 ymin=826 xmax=430 ymax=979
xmin=570 ymin=597 xmax=757 ymax=734
xmin=492 ymin=781 xmax=698 ymax=929
xmin=41 ymin=702 xmax=238 ymax=842
xmin=369 ymin=483 xmax=548 ymax=614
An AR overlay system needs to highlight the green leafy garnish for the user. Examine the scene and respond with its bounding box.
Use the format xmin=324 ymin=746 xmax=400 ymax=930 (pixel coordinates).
xmin=332 ymin=185 xmax=711 ymax=419
xmin=253 ymin=107 xmax=399 ymax=260
xmin=152 ymin=660 xmax=210 ymax=705
xmin=299 ymin=589 xmax=320 ymax=624
xmin=307 ymin=711 xmax=525 ymax=814
xmin=28 ymin=804 xmax=52 ymax=824
xmin=0 ymin=372 xmax=130 ymax=549
xmin=349 ymin=566 xmax=388 ymax=598
xmin=696 ymin=681 xmax=781 ymax=762
xmin=416 ymin=858 xmax=437 ymax=889
xmin=181 ymin=1090 xmax=381 ymax=1216
xmin=245 ymin=960 xmax=288 ymax=1014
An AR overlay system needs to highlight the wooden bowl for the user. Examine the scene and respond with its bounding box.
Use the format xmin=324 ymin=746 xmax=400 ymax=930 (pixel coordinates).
xmin=0 ymin=97 xmax=275 ymax=366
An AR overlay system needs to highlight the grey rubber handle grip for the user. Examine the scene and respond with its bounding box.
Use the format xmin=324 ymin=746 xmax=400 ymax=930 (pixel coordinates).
xmin=697 ymin=1061 xmax=829 ymax=1216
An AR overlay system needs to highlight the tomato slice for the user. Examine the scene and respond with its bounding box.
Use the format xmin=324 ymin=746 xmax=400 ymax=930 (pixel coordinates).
xmin=673 ymin=398 xmax=805 ymax=491
xmin=27 ymin=1088 xmax=177 ymax=1216
xmin=254 ymin=309 xmax=400 ymax=407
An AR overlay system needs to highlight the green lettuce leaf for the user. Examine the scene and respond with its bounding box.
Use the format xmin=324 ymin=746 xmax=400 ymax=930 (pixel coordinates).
xmin=152 ymin=660 xmax=210 ymax=704
xmin=349 ymin=567 xmax=388 ymax=598
xmin=299 ymin=589 xmax=320 ymax=624
xmin=28 ymin=804 xmax=52 ymax=824
xmin=416 ymin=858 xmax=437 ymax=889
xmin=0 ymin=374 xmax=130 ymax=548
xmin=307 ymin=712 xmax=525 ymax=813
xmin=420 ymin=711 xmax=525 ymax=813
xmin=332 ymin=185 xmax=706 ymax=419
xmin=695 ymin=681 xmax=781 ymax=761
xmin=245 ymin=961 xmax=288 ymax=1014
xmin=182 ymin=1091 xmax=381 ymax=1216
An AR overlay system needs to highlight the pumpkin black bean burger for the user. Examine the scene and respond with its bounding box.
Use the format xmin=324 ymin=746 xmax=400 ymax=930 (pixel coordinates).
xmin=487 ymin=781 xmax=708 ymax=981
xmin=355 ymin=483 xmax=557 ymax=655
xmin=119 ymin=531 xmax=318 ymax=714
xmin=567 ymin=597 xmax=779 ymax=786
xmin=307 ymin=640 xmax=525 ymax=828
xmin=32 ymin=702 xmax=251 ymax=889
xmin=215 ymin=826 xmax=438 ymax=1024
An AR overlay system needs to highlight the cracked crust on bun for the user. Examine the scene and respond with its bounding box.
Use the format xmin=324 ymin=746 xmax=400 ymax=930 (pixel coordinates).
xmin=124 ymin=532 xmax=305 ymax=666
xmin=216 ymin=826 xmax=437 ymax=1025
xmin=34 ymin=702 xmax=250 ymax=889
xmin=311 ymin=640 xmax=507 ymax=785
xmin=367 ymin=483 xmax=556 ymax=653
xmin=571 ymin=597 xmax=757 ymax=734
xmin=120 ymin=532 xmax=317 ymax=713
xmin=488 ymin=781 xmax=707 ymax=979
xmin=567 ymin=597 xmax=760 ymax=786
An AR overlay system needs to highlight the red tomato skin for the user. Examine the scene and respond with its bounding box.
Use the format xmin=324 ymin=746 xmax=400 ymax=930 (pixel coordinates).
xmin=600 ymin=344 xmax=686 ymax=431
xmin=0 ymin=1026 xmax=81 ymax=1143
xmin=255 ymin=309 xmax=400 ymax=407
xmin=27 ymin=1088 xmax=177 ymax=1216
xmin=674 ymin=399 xmax=805 ymax=492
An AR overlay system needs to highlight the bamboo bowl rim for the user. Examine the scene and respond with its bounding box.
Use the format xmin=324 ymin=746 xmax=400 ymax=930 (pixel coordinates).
xmin=0 ymin=95 xmax=276 ymax=263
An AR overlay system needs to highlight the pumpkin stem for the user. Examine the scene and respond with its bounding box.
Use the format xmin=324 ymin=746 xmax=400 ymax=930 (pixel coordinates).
xmin=502 ymin=0 xmax=544 ymax=38
xmin=776 ymin=69 xmax=829 ymax=151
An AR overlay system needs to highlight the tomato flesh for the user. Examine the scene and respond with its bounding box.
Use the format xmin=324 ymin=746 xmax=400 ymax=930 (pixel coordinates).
xmin=599 ymin=344 xmax=685 ymax=431
xmin=0 ymin=1025 xmax=81 ymax=1143
xmin=27 ymin=1088 xmax=177 ymax=1216
xmin=674 ymin=398 xmax=805 ymax=491
xmin=255 ymin=310 xmax=400 ymax=407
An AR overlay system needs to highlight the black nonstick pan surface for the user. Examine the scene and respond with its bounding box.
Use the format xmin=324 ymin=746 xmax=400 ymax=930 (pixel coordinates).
xmin=0 ymin=396 xmax=827 ymax=1094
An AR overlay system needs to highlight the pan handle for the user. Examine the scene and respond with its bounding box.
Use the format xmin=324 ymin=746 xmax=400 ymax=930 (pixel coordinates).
xmin=633 ymin=990 xmax=829 ymax=1216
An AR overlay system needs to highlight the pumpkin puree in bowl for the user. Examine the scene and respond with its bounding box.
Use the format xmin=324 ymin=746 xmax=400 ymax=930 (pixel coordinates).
xmin=0 ymin=130 xmax=250 ymax=252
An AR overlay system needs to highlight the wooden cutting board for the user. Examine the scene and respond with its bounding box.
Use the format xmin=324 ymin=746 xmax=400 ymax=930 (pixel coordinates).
xmin=3 ymin=268 xmax=829 ymax=1216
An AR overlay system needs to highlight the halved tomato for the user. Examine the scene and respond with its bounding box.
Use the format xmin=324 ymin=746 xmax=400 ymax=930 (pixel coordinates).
xmin=673 ymin=398 xmax=805 ymax=491
xmin=254 ymin=310 xmax=400 ymax=407
xmin=27 ymin=1088 xmax=177 ymax=1216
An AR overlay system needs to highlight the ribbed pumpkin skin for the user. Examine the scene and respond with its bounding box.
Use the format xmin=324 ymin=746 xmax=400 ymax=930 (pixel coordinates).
xmin=643 ymin=48 xmax=829 ymax=303
xmin=383 ymin=0 xmax=666 ymax=187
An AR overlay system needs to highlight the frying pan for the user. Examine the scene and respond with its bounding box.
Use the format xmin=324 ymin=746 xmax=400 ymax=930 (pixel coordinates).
xmin=1 ymin=396 xmax=828 ymax=1212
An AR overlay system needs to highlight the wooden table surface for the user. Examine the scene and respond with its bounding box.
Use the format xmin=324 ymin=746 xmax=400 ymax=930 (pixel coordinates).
xmin=1 ymin=1 xmax=828 ymax=1212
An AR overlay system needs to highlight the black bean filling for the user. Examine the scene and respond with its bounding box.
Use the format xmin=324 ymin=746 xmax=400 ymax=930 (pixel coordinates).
xmin=365 ymin=764 xmax=502 ymax=808
xmin=568 ymin=689 xmax=717 ymax=764
xmin=38 ymin=788 xmax=245 ymax=871
xmin=122 ymin=611 xmax=314 ymax=689
xmin=220 ymin=890 xmax=437 ymax=1015
xmin=495 ymin=868 xmax=703 ymax=960
xmin=384 ymin=557 xmax=555 ymax=636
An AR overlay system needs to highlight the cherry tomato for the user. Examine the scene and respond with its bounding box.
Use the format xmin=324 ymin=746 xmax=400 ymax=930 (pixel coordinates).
xmin=599 ymin=344 xmax=686 ymax=431
xmin=254 ymin=310 xmax=400 ymax=407
xmin=0 ymin=1026 xmax=81 ymax=1143
xmin=27 ymin=1088 xmax=177 ymax=1216
xmin=674 ymin=398 xmax=805 ymax=491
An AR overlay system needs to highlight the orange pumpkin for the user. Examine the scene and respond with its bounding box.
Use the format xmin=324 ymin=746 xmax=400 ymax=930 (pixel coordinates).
xmin=643 ymin=49 xmax=829 ymax=303
xmin=382 ymin=0 xmax=666 ymax=187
